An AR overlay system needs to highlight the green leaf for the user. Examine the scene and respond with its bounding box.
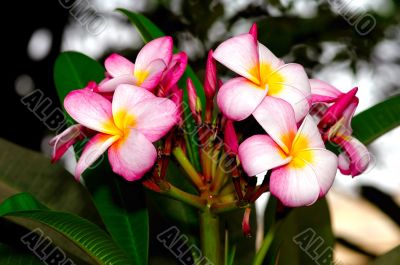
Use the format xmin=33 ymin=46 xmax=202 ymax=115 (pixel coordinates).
xmin=369 ymin=245 xmax=400 ymax=265
xmin=0 ymin=193 xmax=133 ymax=265
xmin=0 ymin=138 xmax=101 ymax=225
xmin=84 ymin=166 xmax=149 ymax=265
xmin=352 ymin=95 xmax=400 ymax=145
xmin=261 ymin=199 xmax=334 ymax=265
xmin=54 ymin=51 xmax=105 ymax=122
xmin=53 ymin=51 xmax=149 ymax=265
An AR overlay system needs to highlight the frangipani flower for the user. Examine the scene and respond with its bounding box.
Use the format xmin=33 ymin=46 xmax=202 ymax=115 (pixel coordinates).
xmin=64 ymin=85 xmax=177 ymax=181
xmin=213 ymin=32 xmax=311 ymax=122
xmin=238 ymin=97 xmax=338 ymax=207
xmin=99 ymin=37 xmax=173 ymax=92
xmin=310 ymin=79 xmax=370 ymax=177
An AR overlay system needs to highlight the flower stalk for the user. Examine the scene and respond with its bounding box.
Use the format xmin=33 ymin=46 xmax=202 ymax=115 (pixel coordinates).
xmin=200 ymin=210 xmax=222 ymax=265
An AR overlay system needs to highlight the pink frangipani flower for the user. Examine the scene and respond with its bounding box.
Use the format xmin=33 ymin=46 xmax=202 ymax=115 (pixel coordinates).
xmin=213 ymin=31 xmax=311 ymax=122
xmin=310 ymin=79 xmax=370 ymax=177
xmin=238 ymin=97 xmax=338 ymax=207
xmin=64 ymin=85 xmax=177 ymax=181
xmin=99 ymin=37 xmax=173 ymax=92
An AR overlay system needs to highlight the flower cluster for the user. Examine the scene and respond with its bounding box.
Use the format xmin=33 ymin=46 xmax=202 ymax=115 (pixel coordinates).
xmin=51 ymin=24 xmax=370 ymax=209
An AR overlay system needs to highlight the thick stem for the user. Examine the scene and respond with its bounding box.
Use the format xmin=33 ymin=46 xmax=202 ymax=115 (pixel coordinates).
xmin=200 ymin=210 xmax=222 ymax=265
xmin=160 ymin=183 xmax=205 ymax=209
xmin=173 ymin=147 xmax=205 ymax=189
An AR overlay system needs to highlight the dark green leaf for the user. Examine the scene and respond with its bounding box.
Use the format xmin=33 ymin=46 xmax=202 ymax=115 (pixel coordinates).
xmin=352 ymin=95 xmax=400 ymax=145
xmin=261 ymin=199 xmax=334 ymax=265
xmin=0 ymin=138 xmax=101 ymax=225
xmin=0 ymin=193 xmax=133 ymax=265
xmin=54 ymin=51 xmax=105 ymax=122
xmin=84 ymin=166 xmax=149 ymax=265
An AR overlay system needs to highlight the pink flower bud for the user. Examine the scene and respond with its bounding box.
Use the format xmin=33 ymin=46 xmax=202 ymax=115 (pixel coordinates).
xmin=318 ymin=87 xmax=358 ymax=133
xmin=224 ymin=120 xmax=239 ymax=155
xmin=242 ymin=208 xmax=252 ymax=238
xmin=187 ymin=78 xmax=201 ymax=123
xmin=204 ymin=50 xmax=217 ymax=99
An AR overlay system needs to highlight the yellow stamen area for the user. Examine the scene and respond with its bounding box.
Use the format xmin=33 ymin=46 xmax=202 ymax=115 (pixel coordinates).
xmin=280 ymin=130 xmax=296 ymax=152
xmin=261 ymin=63 xmax=285 ymax=96
xmin=248 ymin=64 xmax=261 ymax=86
xmin=113 ymin=109 xmax=137 ymax=132
xmin=247 ymin=63 xmax=285 ymax=93
xmin=101 ymin=119 xmax=122 ymax=135
xmin=134 ymin=70 xmax=150 ymax=85
xmin=282 ymin=133 xmax=314 ymax=169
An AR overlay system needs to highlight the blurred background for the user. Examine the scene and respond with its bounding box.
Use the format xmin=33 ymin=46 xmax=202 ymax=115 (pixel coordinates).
xmin=1 ymin=0 xmax=399 ymax=264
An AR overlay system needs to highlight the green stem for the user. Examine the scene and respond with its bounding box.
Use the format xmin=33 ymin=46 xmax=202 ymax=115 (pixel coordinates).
xmin=173 ymin=147 xmax=204 ymax=189
xmin=200 ymin=210 xmax=222 ymax=265
xmin=183 ymin=127 xmax=196 ymax=168
xmin=211 ymin=201 xmax=241 ymax=214
xmin=211 ymin=155 xmax=227 ymax=193
xmin=252 ymin=223 xmax=278 ymax=265
xmin=160 ymin=183 xmax=205 ymax=209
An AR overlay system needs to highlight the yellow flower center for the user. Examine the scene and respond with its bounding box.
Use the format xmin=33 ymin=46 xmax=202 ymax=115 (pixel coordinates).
xmin=134 ymin=70 xmax=150 ymax=85
xmin=248 ymin=63 xmax=285 ymax=93
xmin=280 ymin=133 xmax=314 ymax=169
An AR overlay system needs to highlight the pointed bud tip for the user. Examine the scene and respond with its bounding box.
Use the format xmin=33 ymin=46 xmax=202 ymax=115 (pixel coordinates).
xmin=249 ymin=23 xmax=258 ymax=40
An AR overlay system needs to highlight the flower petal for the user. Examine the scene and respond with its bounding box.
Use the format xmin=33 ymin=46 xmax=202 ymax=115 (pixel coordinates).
xmin=310 ymin=79 xmax=342 ymax=103
xmin=108 ymin=129 xmax=157 ymax=181
xmin=75 ymin=133 xmax=120 ymax=180
xmin=238 ymin=135 xmax=291 ymax=176
xmin=267 ymin=63 xmax=311 ymax=122
xmin=274 ymin=86 xmax=310 ymax=122
xmin=334 ymin=135 xmax=370 ymax=177
xmin=49 ymin=124 xmax=84 ymax=162
xmin=213 ymin=34 xmax=260 ymax=84
xmin=97 ymin=75 xmax=136 ymax=92
xmin=134 ymin=97 xmax=177 ymax=142
xmin=292 ymin=115 xmax=325 ymax=152
xmin=296 ymin=149 xmax=338 ymax=197
xmin=160 ymin=52 xmax=188 ymax=92
xmin=270 ymin=163 xmax=320 ymax=207
xmin=64 ymin=90 xmax=119 ymax=135
xmin=105 ymin=53 xmax=135 ymax=77
xmin=135 ymin=36 xmax=173 ymax=72
xmin=258 ymin=42 xmax=285 ymax=82
xmin=252 ymin=96 xmax=297 ymax=153
xmin=217 ymin=77 xmax=266 ymax=121
xmin=136 ymin=59 xmax=166 ymax=90
xmin=112 ymin=84 xmax=156 ymax=130
xmin=335 ymin=97 xmax=359 ymax=136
